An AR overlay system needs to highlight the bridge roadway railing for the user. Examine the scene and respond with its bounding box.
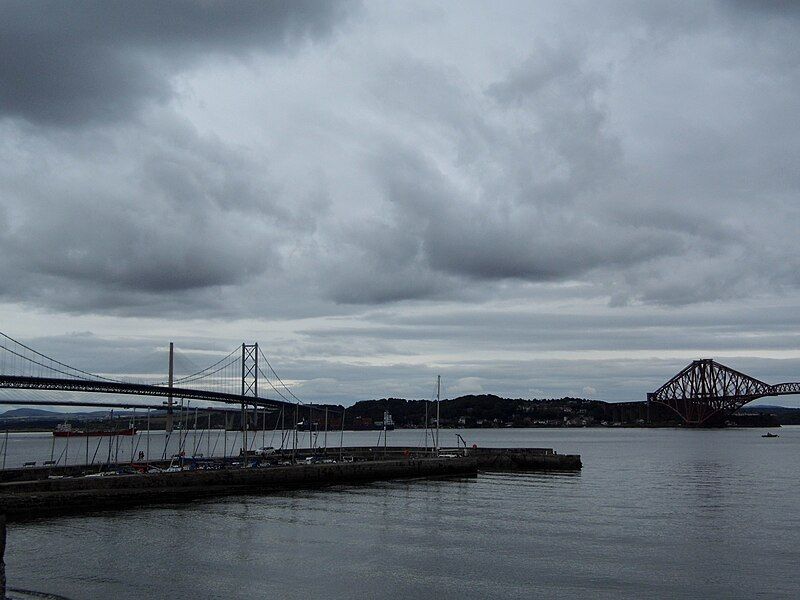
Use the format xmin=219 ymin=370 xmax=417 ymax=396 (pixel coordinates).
xmin=0 ymin=374 xmax=290 ymax=411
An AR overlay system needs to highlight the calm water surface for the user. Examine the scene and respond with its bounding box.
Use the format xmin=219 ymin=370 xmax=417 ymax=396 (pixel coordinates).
xmin=6 ymin=427 xmax=800 ymax=599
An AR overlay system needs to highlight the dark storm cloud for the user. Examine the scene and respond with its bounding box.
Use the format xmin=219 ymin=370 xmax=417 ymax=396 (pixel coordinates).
xmin=0 ymin=0 xmax=356 ymax=315
xmin=0 ymin=1 xmax=799 ymax=409
xmin=322 ymin=216 xmax=441 ymax=305
xmin=0 ymin=0 xmax=355 ymax=126
xmin=328 ymin=47 xmax=712 ymax=305
xmin=312 ymin=1 xmax=800 ymax=309
xmin=0 ymin=112 xmax=294 ymax=314
xmin=3 ymin=0 xmax=797 ymax=317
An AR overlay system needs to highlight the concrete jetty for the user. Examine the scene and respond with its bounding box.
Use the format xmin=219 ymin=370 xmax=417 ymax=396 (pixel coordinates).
xmin=302 ymin=446 xmax=582 ymax=471
xmin=0 ymin=457 xmax=476 ymax=520
xmin=0 ymin=446 xmax=580 ymax=520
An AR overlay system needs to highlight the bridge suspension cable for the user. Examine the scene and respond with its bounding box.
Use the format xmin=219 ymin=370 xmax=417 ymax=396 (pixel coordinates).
xmin=258 ymin=347 xmax=303 ymax=404
xmin=257 ymin=364 xmax=294 ymax=405
xmin=257 ymin=346 xmax=346 ymax=416
xmin=0 ymin=331 xmax=125 ymax=383
xmin=157 ymin=347 xmax=241 ymax=386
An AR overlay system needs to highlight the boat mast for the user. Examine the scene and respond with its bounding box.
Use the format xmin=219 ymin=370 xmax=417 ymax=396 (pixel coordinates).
xmin=435 ymin=375 xmax=440 ymax=454
xmin=166 ymin=342 xmax=174 ymax=434
xmin=130 ymin=407 xmax=135 ymax=463
xmin=339 ymin=407 xmax=345 ymax=461
xmin=424 ymin=400 xmax=429 ymax=452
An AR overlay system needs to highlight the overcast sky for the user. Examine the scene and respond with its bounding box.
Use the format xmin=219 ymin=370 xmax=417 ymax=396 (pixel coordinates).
xmin=1 ymin=0 xmax=799 ymax=406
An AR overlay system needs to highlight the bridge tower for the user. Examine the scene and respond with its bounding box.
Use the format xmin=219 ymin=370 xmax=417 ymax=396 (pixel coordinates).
xmin=241 ymin=343 xmax=258 ymax=456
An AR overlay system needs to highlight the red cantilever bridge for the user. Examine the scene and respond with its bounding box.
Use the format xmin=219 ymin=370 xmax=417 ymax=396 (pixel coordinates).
xmin=648 ymin=359 xmax=800 ymax=426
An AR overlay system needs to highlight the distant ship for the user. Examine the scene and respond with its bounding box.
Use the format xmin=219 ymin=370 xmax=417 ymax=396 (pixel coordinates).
xmin=53 ymin=422 xmax=137 ymax=437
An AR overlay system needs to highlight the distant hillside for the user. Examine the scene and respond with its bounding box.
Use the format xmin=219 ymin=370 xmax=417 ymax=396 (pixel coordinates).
xmin=0 ymin=397 xmax=794 ymax=431
xmin=0 ymin=407 xmax=173 ymax=432
xmin=345 ymin=396 xmax=800 ymax=428
xmin=740 ymin=405 xmax=800 ymax=425
xmin=344 ymin=395 xmax=606 ymax=428
xmin=0 ymin=408 xmax=60 ymax=418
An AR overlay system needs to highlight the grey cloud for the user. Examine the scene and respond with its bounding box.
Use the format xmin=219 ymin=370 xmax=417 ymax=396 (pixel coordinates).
xmin=384 ymin=304 xmax=800 ymax=331
xmin=722 ymin=0 xmax=800 ymax=19
xmin=0 ymin=113 xmax=290 ymax=314
xmin=0 ymin=0 xmax=356 ymax=126
xmin=4 ymin=0 xmax=797 ymax=317
xmin=323 ymin=6 xmax=799 ymax=308
xmin=347 ymin=50 xmax=689 ymax=298
xmin=18 ymin=331 xmax=237 ymax=377
xmin=322 ymin=218 xmax=441 ymax=305
xmin=0 ymin=1 xmax=799 ymax=409
xmin=297 ymin=308 xmax=800 ymax=353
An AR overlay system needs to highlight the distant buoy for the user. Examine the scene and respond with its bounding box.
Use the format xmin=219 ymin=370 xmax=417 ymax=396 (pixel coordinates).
xmin=472 ymin=444 xmax=478 ymax=449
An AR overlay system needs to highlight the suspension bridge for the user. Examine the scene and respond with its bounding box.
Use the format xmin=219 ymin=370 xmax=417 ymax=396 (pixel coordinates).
xmin=0 ymin=330 xmax=359 ymax=471
xmin=648 ymin=359 xmax=800 ymax=426
xmin=0 ymin=331 xmax=306 ymax=417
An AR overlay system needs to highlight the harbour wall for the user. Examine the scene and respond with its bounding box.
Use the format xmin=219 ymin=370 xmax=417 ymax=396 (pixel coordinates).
xmin=0 ymin=457 xmax=477 ymax=520
xmin=0 ymin=446 xmax=580 ymax=483
xmin=466 ymin=447 xmax=582 ymax=470
xmin=328 ymin=446 xmax=582 ymax=470
xmin=0 ymin=446 xmax=581 ymax=520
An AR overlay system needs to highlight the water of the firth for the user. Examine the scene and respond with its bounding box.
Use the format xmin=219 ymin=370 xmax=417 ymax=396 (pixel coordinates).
xmin=5 ymin=427 xmax=800 ymax=599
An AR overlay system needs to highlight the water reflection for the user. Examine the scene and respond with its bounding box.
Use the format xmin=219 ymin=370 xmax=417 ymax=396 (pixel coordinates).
xmin=4 ymin=427 xmax=800 ymax=599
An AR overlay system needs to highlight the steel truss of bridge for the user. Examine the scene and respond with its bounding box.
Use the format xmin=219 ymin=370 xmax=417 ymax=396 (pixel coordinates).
xmin=647 ymin=359 xmax=800 ymax=426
